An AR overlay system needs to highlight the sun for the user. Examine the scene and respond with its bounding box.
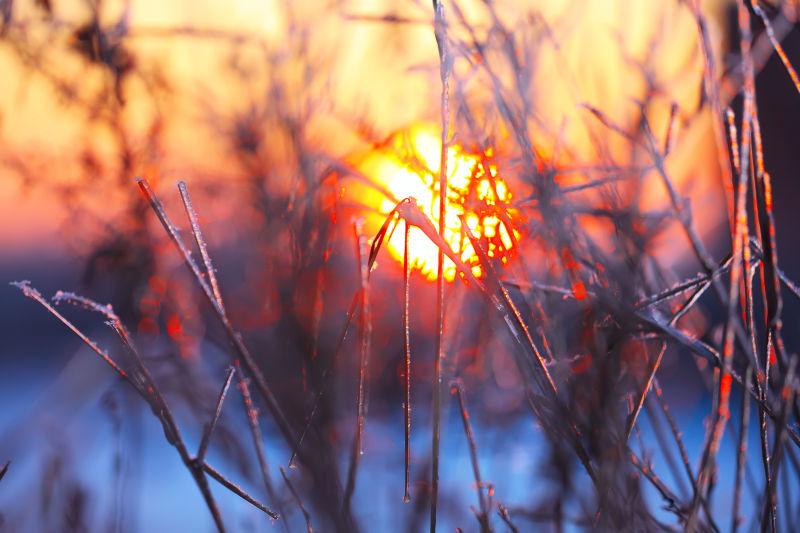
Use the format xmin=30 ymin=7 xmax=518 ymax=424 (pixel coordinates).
xmin=358 ymin=126 xmax=520 ymax=281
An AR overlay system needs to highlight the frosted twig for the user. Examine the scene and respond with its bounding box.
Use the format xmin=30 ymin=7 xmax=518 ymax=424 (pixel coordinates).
xmin=202 ymin=463 xmax=279 ymax=520
xmin=343 ymin=219 xmax=373 ymax=513
xmin=178 ymin=180 xmax=226 ymax=313
xmin=237 ymin=371 xmax=287 ymax=532
xmin=430 ymin=1 xmax=451 ymax=530
xmin=137 ymin=179 xmax=299 ymax=462
xmin=13 ymin=281 xmax=228 ymax=531
xmin=403 ymin=221 xmax=412 ymax=503
xmin=12 ymin=282 xmax=126 ymax=378
xmin=460 ymin=219 xmax=597 ymax=485
xmin=196 ymin=366 xmax=236 ymax=463
xmin=688 ymin=3 xmax=756 ymax=526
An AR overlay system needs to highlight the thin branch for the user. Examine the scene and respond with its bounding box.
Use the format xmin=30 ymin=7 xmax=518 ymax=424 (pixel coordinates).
xmin=430 ymin=1 xmax=452 ymax=530
xmin=197 ymin=366 xmax=236 ymax=463
xmin=237 ymin=371 xmax=287 ymax=532
xmin=137 ymin=179 xmax=300 ymax=462
xmin=732 ymin=366 xmax=753 ymax=532
xmin=11 ymin=282 xmax=126 ymax=377
xmin=762 ymin=356 xmax=798 ymax=531
xmin=403 ymin=221 xmax=413 ymax=504
xmin=178 ymin=180 xmax=226 ymax=312
xmin=497 ymin=504 xmax=519 ymax=533
xmin=343 ymin=219 xmax=373 ymax=512
xmin=13 ymin=282 xmax=228 ymax=532
xmin=202 ymin=463 xmax=279 ymax=520
xmin=450 ymin=380 xmax=490 ymax=531
xmin=280 ymin=467 xmax=314 ymax=533
xmin=752 ymin=1 xmax=800 ymax=94
xmin=288 ymin=291 xmax=360 ymax=467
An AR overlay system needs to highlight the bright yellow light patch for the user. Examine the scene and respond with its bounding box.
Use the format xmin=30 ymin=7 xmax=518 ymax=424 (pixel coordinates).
xmin=361 ymin=126 xmax=519 ymax=281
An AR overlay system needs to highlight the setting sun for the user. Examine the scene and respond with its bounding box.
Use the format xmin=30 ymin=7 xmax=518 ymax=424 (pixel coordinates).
xmin=359 ymin=126 xmax=519 ymax=281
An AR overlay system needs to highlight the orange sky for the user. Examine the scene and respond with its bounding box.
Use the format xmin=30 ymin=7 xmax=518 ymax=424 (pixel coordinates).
xmin=0 ymin=0 xmax=731 ymax=261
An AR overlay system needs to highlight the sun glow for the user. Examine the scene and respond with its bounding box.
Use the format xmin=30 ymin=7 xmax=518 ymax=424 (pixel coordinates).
xmin=360 ymin=126 xmax=520 ymax=282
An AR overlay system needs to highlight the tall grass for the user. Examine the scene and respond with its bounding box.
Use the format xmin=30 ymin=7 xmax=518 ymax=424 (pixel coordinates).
xmin=4 ymin=0 xmax=800 ymax=531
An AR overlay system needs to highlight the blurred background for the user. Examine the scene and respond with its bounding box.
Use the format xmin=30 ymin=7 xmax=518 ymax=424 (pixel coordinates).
xmin=2 ymin=0 xmax=800 ymax=531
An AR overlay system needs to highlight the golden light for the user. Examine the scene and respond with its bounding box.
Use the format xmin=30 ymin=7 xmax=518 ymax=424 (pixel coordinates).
xmin=359 ymin=126 xmax=520 ymax=282
xmin=0 ymin=0 xmax=730 ymax=261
